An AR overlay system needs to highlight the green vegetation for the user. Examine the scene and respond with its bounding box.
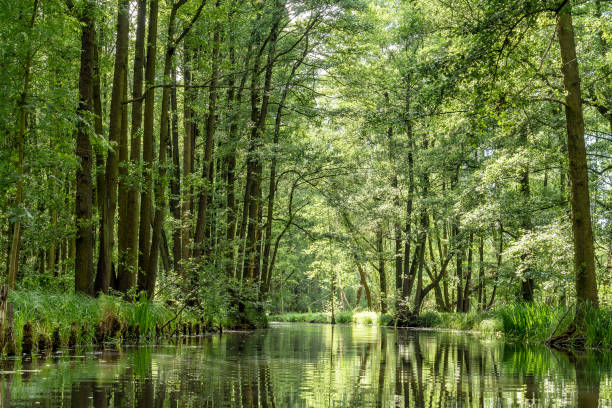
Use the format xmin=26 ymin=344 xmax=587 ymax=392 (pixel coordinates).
xmin=0 ymin=0 xmax=610 ymax=350
xmin=8 ymin=289 xmax=201 ymax=350
xmin=270 ymin=311 xmax=393 ymax=326
xmin=272 ymin=303 xmax=612 ymax=350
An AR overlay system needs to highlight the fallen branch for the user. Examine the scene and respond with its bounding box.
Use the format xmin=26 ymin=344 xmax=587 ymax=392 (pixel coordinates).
xmin=545 ymin=304 xmax=573 ymax=346
xmin=160 ymin=286 xmax=200 ymax=332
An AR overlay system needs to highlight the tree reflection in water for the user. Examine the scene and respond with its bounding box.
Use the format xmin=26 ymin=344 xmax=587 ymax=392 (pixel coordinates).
xmin=0 ymin=324 xmax=609 ymax=407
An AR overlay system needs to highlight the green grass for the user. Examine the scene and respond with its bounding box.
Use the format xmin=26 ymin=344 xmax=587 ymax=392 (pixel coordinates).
xmin=271 ymin=304 xmax=612 ymax=350
xmin=408 ymin=305 xmax=569 ymax=342
xmin=411 ymin=310 xmax=502 ymax=333
xmin=6 ymin=289 xmax=198 ymax=351
xmin=269 ymin=311 xmax=393 ymax=326
xmin=580 ymin=305 xmax=612 ymax=349
xmin=413 ymin=304 xmax=612 ymax=349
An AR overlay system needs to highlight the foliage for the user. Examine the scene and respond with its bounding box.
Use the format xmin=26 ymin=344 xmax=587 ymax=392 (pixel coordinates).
xmin=0 ymin=0 xmax=610 ymax=350
xmin=269 ymin=311 xmax=394 ymax=326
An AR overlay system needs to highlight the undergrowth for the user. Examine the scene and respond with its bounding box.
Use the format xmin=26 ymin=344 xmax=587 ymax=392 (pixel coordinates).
xmin=7 ymin=289 xmax=196 ymax=349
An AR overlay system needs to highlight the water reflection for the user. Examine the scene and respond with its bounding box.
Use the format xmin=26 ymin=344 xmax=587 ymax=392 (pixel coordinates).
xmin=0 ymin=324 xmax=610 ymax=407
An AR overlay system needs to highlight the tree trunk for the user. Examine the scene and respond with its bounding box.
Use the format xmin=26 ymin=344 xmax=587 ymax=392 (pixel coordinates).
xmin=193 ymin=16 xmax=221 ymax=261
xmin=440 ymin=220 xmax=451 ymax=310
xmin=455 ymin=229 xmax=464 ymax=313
xmin=181 ymin=45 xmax=194 ymax=262
xmin=354 ymin=255 xmax=373 ymax=311
xmin=385 ymin=91 xmax=403 ymax=307
xmin=94 ymin=0 xmax=129 ymax=295
xmin=428 ymin=229 xmax=446 ymax=311
xmin=462 ymin=232 xmax=473 ymax=312
xmin=137 ymin=0 xmax=159 ymax=292
xmin=486 ymin=223 xmax=503 ymax=310
xmin=146 ymin=1 xmax=198 ymax=298
xmin=245 ymin=13 xmax=280 ymax=282
xmin=170 ymin=66 xmax=182 ymax=273
xmin=114 ymin=49 xmax=129 ymax=293
xmin=223 ymin=18 xmax=249 ymax=278
xmin=143 ymin=0 xmax=206 ymax=297
xmin=412 ymin=142 xmax=430 ymax=315
xmin=377 ymin=224 xmax=387 ymax=314
xmin=557 ymin=3 xmax=599 ymax=319
xmin=411 ymin=210 xmax=428 ymax=315
xmin=7 ymin=0 xmax=39 ymax=289
xmin=92 ymin=41 xmax=105 ymax=276
xmin=75 ymin=3 xmax=96 ymax=295
xmin=354 ymin=286 xmax=363 ymax=309
xmin=401 ymin=74 xmax=414 ymax=300
xmin=118 ymin=0 xmax=147 ymax=294
xmin=477 ymin=235 xmax=484 ymax=310
xmin=260 ymin=110 xmax=281 ymax=295
xmin=520 ymin=133 xmax=535 ymax=302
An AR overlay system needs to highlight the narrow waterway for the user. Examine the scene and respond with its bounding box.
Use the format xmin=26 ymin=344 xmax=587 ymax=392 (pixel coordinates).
xmin=0 ymin=323 xmax=610 ymax=407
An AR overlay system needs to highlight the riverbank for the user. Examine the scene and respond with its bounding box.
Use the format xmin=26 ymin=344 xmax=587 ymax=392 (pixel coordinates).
xmin=270 ymin=303 xmax=612 ymax=350
xmin=0 ymin=289 xmax=205 ymax=355
xmin=269 ymin=311 xmax=394 ymax=326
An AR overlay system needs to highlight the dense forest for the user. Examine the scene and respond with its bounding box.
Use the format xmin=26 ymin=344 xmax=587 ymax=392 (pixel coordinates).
xmin=0 ymin=0 xmax=610 ymax=334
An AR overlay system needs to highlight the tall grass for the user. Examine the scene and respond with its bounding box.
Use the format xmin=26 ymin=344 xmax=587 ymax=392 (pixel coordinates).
xmin=7 ymin=289 xmax=183 ymax=348
xmin=583 ymin=305 xmax=612 ymax=349
xmin=498 ymin=303 xmax=569 ymax=342
xmin=10 ymin=290 xmax=101 ymax=347
xmin=120 ymin=293 xmax=172 ymax=338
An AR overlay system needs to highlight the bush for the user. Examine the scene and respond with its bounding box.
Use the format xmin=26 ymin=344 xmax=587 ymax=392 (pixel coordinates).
xmin=336 ymin=311 xmax=353 ymax=323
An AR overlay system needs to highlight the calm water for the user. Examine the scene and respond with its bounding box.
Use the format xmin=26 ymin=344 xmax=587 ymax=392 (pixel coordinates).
xmin=0 ymin=323 xmax=610 ymax=407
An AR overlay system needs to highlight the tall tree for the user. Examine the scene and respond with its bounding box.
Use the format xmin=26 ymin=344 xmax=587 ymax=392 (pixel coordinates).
xmin=95 ymin=0 xmax=130 ymax=295
xmin=137 ymin=0 xmax=159 ymax=293
xmin=556 ymin=1 xmax=599 ymax=321
xmin=74 ymin=1 xmax=96 ymax=295
xmin=7 ymin=0 xmax=39 ymax=289
xmin=118 ymin=0 xmax=147 ymax=294
xmin=193 ymin=0 xmax=221 ymax=261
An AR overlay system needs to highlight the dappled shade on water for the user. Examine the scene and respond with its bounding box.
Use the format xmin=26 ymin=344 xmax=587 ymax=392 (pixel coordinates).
xmin=0 ymin=323 xmax=610 ymax=407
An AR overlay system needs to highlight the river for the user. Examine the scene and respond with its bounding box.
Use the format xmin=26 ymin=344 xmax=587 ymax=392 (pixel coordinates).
xmin=0 ymin=322 xmax=610 ymax=407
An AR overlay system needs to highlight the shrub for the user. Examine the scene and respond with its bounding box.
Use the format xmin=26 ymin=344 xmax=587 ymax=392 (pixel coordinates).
xmin=336 ymin=311 xmax=353 ymax=323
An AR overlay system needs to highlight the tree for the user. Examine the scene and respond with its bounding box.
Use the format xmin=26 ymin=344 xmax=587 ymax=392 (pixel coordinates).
xmin=556 ymin=1 xmax=599 ymax=320
xmin=95 ymin=0 xmax=130 ymax=295
xmin=74 ymin=0 xmax=96 ymax=295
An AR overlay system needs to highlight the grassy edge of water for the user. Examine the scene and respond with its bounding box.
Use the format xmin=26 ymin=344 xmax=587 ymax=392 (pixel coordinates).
xmin=3 ymin=289 xmax=205 ymax=353
xmin=269 ymin=311 xmax=394 ymax=326
xmin=270 ymin=303 xmax=612 ymax=350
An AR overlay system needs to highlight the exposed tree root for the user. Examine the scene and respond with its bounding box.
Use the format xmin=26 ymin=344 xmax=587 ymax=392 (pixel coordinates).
xmin=546 ymin=325 xmax=586 ymax=351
